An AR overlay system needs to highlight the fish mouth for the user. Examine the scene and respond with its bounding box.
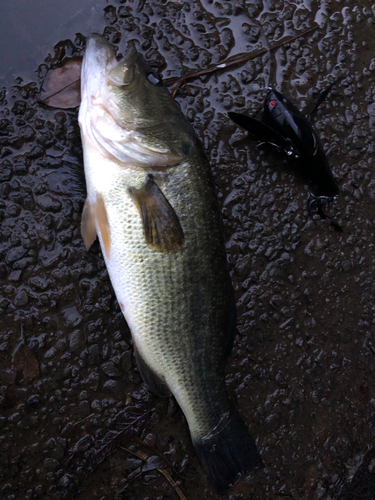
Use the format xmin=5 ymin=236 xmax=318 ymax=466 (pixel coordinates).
xmin=84 ymin=33 xmax=117 ymax=71
xmin=84 ymin=34 xmax=140 ymax=86
xmin=86 ymin=34 xmax=138 ymax=69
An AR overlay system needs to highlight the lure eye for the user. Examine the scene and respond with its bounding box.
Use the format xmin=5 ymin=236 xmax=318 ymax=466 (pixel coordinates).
xmin=269 ymin=99 xmax=277 ymax=109
xmin=147 ymin=71 xmax=163 ymax=86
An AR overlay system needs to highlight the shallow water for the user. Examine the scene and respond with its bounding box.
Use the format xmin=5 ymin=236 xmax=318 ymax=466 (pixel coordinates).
xmin=0 ymin=1 xmax=375 ymax=499
xmin=0 ymin=1 xmax=105 ymax=86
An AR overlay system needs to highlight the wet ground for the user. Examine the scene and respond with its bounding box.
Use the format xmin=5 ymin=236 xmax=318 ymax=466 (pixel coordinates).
xmin=1 ymin=1 xmax=375 ymax=499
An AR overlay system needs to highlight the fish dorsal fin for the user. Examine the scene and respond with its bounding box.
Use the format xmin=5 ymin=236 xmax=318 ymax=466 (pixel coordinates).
xmin=133 ymin=343 xmax=170 ymax=397
xmin=129 ymin=175 xmax=184 ymax=253
xmin=81 ymin=198 xmax=97 ymax=250
xmin=95 ymin=193 xmax=111 ymax=258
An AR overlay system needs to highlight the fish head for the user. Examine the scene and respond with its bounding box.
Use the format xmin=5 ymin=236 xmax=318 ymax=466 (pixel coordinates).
xmin=79 ymin=34 xmax=194 ymax=170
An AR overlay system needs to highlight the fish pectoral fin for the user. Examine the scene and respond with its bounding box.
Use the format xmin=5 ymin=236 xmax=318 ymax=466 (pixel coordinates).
xmin=81 ymin=199 xmax=97 ymax=250
xmin=133 ymin=344 xmax=170 ymax=397
xmin=129 ymin=175 xmax=184 ymax=253
xmin=95 ymin=193 xmax=111 ymax=258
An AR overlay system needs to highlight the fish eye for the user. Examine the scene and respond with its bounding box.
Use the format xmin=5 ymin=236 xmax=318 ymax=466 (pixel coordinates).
xmin=147 ymin=71 xmax=163 ymax=86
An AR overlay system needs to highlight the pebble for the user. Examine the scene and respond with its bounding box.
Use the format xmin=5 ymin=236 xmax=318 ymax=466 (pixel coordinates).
xmin=14 ymin=289 xmax=28 ymax=307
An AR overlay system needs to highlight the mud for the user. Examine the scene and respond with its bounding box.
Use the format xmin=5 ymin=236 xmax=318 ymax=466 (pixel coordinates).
xmin=0 ymin=1 xmax=375 ymax=499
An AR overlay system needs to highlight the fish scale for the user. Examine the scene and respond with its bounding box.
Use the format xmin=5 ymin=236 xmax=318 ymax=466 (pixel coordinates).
xmin=88 ymin=143 xmax=231 ymax=438
xmin=79 ymin=33 xmax=262 ymax=492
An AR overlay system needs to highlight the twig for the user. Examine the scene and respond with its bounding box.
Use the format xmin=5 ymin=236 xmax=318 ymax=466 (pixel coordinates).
xmin=41 ymin=26 xmax=317 ymax=106
xmin=121 ymin=446 xmax=149 ymax=465
xmin=72 ymin=413 xmax=95 ymax=427
xmin=134 ymin=435 xmax=189 ymax=480
xmin=157 ymin=469 xmax=187 ymax=500
xmin=121 ymin=447 xmax=187 ymax=500
xmin=40 ymin=78 xmax=80 ymax=104
xmin=164 ymin=26 xmax=318 ymax=96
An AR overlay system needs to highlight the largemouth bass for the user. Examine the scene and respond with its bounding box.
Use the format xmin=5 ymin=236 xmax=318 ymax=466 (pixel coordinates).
xmin=78 ymin=33 xmax=262 ymax=491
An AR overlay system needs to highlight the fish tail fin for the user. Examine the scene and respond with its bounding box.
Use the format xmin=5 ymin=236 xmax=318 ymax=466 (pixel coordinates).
xmin=192 ymin=411 xmax=263 ymax=492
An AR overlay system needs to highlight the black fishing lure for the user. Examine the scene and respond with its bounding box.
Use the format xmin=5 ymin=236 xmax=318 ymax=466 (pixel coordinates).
xmin=229 ymin=86 xmax=342 ymax=231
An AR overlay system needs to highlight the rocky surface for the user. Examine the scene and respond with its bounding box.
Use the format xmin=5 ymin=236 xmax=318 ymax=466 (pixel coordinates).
xmin=0 ymin=1 xmax=375 ymax=499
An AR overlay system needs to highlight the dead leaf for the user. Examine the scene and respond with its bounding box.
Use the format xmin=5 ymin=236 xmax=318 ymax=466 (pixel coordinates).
xmin=41 ymin=57 xmax=82 ymax=109
xmin=12 ymin=342 xmax=39 ymax=384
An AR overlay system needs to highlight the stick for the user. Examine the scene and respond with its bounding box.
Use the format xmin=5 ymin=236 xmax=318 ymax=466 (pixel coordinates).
xmin=121 ymin=447 xmax=187 ymax=500
xmin=164 ymin=26 xmax=318 ymax=96
xmin=41 ymin=79 xmax=80 ymax=104
xmin=72 ymin=413 xmax=95 ymax=427
xmin=134 ymin=435 xmax=189 ymax=480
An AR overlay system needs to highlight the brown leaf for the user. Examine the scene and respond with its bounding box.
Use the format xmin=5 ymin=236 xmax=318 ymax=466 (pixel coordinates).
xmin=41 ymin=57 xmax=82 ymax=109
xmin=12 ymin=342 xmax=39 ymax=384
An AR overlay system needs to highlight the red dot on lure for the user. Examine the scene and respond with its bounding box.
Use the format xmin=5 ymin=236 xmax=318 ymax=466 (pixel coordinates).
xmin=269 ymin=100 xmax=277 ymax=109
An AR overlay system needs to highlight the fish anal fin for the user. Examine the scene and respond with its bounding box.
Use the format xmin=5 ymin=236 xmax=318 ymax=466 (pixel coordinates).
xmin=133 ymin=344 xmax=170 ymax=397
xmin=129 ymin=175 xmax=184 ymax=253
xmin=81 ymin=199 xmax=97 ymax=250
xmin=95 ymin=193 xmax=111 ymax=258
